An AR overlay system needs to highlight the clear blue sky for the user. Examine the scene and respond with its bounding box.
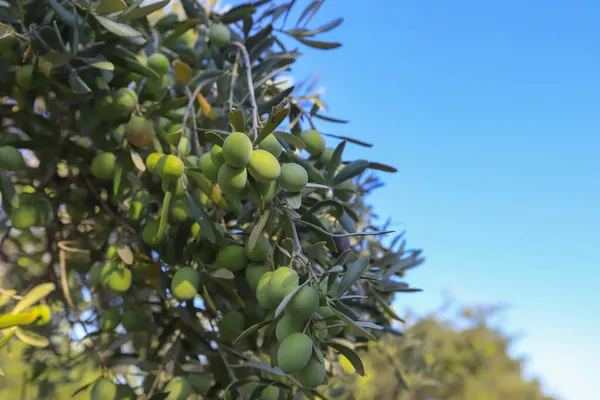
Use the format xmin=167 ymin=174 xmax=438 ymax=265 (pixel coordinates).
xmin=245 ymin=0 xmax=599 ymax=399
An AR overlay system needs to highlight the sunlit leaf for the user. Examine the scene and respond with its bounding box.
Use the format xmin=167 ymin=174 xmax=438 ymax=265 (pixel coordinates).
xmin=94 ymin=14 xmax=142 ymax=37
xmin=173 ymin=59 xmax=192 ymax=84
xmin=12 ymin=283 xmax=55 ymax=314
xmin=14 ymin=328 xmax=49 ymax=347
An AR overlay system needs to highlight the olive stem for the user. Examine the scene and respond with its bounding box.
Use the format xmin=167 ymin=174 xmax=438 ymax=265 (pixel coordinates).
xmin=231 ymin=41 xmax=259 ymax=141
xmin=184 ymin=86 xmax=202 ymax=156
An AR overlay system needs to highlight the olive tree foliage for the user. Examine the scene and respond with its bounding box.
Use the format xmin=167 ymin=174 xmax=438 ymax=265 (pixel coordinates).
xmin=338 ymin=304 xmax=556 ymax=400
xmin=0 ymin=0 xmax=424 ymax=398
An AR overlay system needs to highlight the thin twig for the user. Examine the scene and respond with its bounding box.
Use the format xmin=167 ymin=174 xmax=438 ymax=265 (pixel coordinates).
xmin=0 ymin=287 xmax=23 ymax=300
xmin=227 ymin=51 xmax=240 ymax=112
xmin=231 ymin=41 xmax=259 ymax=140
xmin=57 ymin=241 xmax=75 ymax=311
xmin=184 ymin=86 xmax=202 ymax=156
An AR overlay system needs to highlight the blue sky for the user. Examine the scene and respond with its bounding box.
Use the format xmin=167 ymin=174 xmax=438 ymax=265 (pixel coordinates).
xmin=258 ymin=0 xmax=600 ymax=399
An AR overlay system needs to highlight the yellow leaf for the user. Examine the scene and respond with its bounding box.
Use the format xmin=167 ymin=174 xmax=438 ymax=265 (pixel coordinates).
xmin=22 ymin=43 xmax=32 ymax=62
xmin=172 ymin=59 xmax=192 ymax=84
xmin=196 ymin=92 xmax=215 ymax=120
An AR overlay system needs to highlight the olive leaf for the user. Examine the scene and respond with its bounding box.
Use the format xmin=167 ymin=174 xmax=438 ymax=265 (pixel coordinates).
xmin=14 ymin=328 xmax=49 ymax=347
xmin=333 ymin=160 xmax=369 ymax=185
xmin=256 ymin=108 xmax=290 ymax=145
xmin=186 ymin=192 xmax=216 ymax=244
xmin=248 ymin=208 xmax=270 ymax=253
xmin=337 ymin=256 xmax=370 ymax=297
xmin=326 ymin=139 xmax=346 ymax=183
xmin=119 ymin=0 xmax=170 ymax=20
xmin=274 ymin=284 xmax=303 ymax=318
xmin=326 ymin=341 xmax=365 ymax=376
xmin=273 ymin=131 xmax=306 ymax=149
xmin=12 ymin=283 xmax=55 ymax=314
xmin=94 ymin=15 xmax=143 ymax=37
xmin=0 ymin=22 xmax=14 ymax=39
xmin=228 ymin=108 xmax=246 ymax=132
xmin=233 ymin=319 xmax=274 ymax=345
xmin=93 ymin=0 xmax=127 ymax=14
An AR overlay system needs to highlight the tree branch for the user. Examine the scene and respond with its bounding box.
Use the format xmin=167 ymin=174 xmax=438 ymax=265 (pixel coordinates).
xmin=231 ymin=41 xmax=259 ymax=141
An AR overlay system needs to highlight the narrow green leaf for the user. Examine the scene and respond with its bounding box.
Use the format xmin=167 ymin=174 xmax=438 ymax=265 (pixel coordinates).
xmin=228 ymin=108 xmax=246 ymax=132
xmin=248 ymin=208 xmax=270 ymax=254
xmin=94 ymin=0 xmax=127 ymax=13
xmin=258 ymin=86 xmax=294 ymax=115
xmin=332 ymin=160 xmax=369 ymax=185
xmin=232 ymin=361 xmax=286 ymax=377
xmin=274 ymin=284 xmax=303 ymax=318
xmin=326 ymin=140 xmax=345 ymax=183
xmin=156 ymin=190 xmax=172 ymax=241
xmin=0 ymin=22 xmax=14 ymax=39
xmin=14 ymin=328 xmax=49 ymax=347
xmin=108 ymin=46 xmax=159 ymax=78
xmin=370 ymin=290 xmax=404 ymax=323
xmin=120 ymin=0 xmax=170 ymax=20
xmin=296 ymin=0 xmax=322 ymax=27
xmin=256 ymin=108 xmax=290 ymax=145
xmin=186 ymin=192 xmax=216 ymax=243
xmin=355 ymin=321 xmax=383 ymax=330
xmin=49 ymin=0 xmax=83 ymax=28
xmin=287 ymin=18 xmax=343 ymax=37
xmin=164 ymin=19 xmax=201 ymax=43
xmin=303 ymin=200 xmax=344 ymax=220
xmin=233 ymin=319 xmax=273 ymax=345
xmin=338 ymin=211 xmax=356 ymax=234
xmin=330 ymin=308 xmax=375 ymax=340
xmin=321 ymin=265 xmax=344 ymax=275
xmin=313 ymin=113 xmax=349 ymax=124
xmin=210 ymin=268 xmax=235 ymax=279
xmin=291 ymin=36 xmax=341 ymax=50
xmin=79 ymin=57 xmax=114 ymax=71
xmin=273 ymin=131 xmax=306 ymax=149
xmin=383 ymin=252 xmax=424 ymax=277
xmin=368 ymin=161 xmax=398 ymax=173
xmin=322 ymin=132 xmax=370 ymax=147
xmin=337 ymin=256 xmax=369 ymax=297
xmin=68 ymin=71 xmax=92 ymax=94
xmin=12 ymin=283 xmax=55 ymax=314
xmin=203 ymin=131 xmax=225 ymax=146
xmin=94 ymin=14 xmax=142 ymax=37
xmin=325 ymin=341 xmax=365 ymax=376
xmin=333 ymin=300 xmax=360 ymax=321
xmin=307 ymin=241 xmax=326 ymax=261
xmin=333 ymin=249 xmax=354 ymax=267
xmin=221 ymin=5 xmax=256 ymax=23
xmin=112 ymin=162 xmax=123 ymax=197
xmin=117 ymin=244 xmax=134 ymax=265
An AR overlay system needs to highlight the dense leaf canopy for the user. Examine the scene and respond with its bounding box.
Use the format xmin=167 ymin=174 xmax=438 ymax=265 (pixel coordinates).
xmin=0 ymin=0 xmax=423 ymax=399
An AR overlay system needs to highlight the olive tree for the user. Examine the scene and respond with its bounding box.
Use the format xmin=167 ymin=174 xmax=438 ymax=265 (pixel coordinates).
xmin=0 ymin=1 xmax=424 ymax=398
